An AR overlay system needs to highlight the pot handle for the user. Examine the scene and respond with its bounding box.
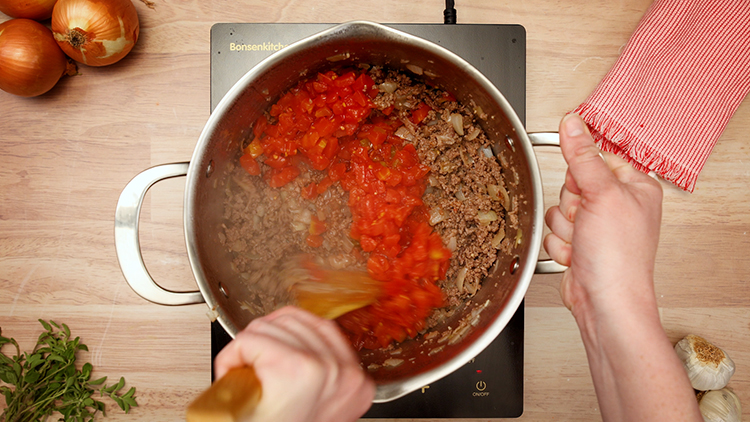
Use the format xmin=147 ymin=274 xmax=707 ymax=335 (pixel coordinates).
xmin=528 ymin=132 xmax=568 ymax=274
xmin=114 ymin=162 xmax=206 ymax=305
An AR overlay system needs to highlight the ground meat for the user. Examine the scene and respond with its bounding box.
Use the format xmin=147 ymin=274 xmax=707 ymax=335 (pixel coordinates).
xmin=220 ymin=165 xmax=362 ymax=314
xmin=219 ymin=65 xmax=518 ymax=335
xmin=369 ymin=68 xmax=518 ymax=309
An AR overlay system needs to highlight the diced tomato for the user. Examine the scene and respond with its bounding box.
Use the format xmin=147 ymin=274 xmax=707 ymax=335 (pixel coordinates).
xmin=244 ymin=139 xmax=264 ymax=158
xmin=301 ymin=182 xmax=318 ymax=200
xmin=360 ymin=235 xmax=377 ymax=252
xmin=244 ymin=68 xmax=453 ymax=350
xmin=395 ymin=144 xmax=419 ymax=167
xmin=352 ymin=72 xmax=373 ymax=93
xmin=308 ymin=154 xmax=331 ymax=171
xmin=438 ymin=91 xmax=456 ymax=103
xmin=316 ymin=176 xmax=334 ymax=194
xmin=366 ymin=253 xmax=390 ymax=280
xmin=306 ymin=234 xmax=324 ymax=248
xmin=309 ymin=215 xmax=327 ymax=236
xmin=312 ymin=81 xmax=328 ymax=93
xmin=345 ymin=106 xmax=371 ymax=123
xmin=293 ymin=90 xmax=314 ymax=115
xmin=333 ymin=71 xmax=356 ymax=88
xmin=358 ymin=124 xmax=388 ymax=147
xmin=264 ymin=154 xmax=290 ymax=169
xmin=328 ymin=162 xmax=347 ymax=182
xmin=375 ymin=166 xmax=403 ymax=187
xmin=331 ymin=100 xmax=346 ymax=116
xmin=314 ymin=107 xmax=332 ymax=118
xmin=267 ymin=166 xmax=300 ymax=188
xmin=322 ymin=136 xmax=339 ymax=159
xmin=317 ymin=71 xmax=335 ymax=85
xmin=313 ymin=116 xmax=336 ymax=138
xmin=239 ymin=154 xmax=261 ymax=176
xmin=410 ymin=102 xmax=432 ymax=124
xmin=351 ymin=90 xmax=369 ymax=107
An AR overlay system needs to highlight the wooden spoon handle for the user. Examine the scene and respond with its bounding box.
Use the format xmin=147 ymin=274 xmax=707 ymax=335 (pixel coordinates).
xmin=186 ymin=366 xmax=262 ymax=422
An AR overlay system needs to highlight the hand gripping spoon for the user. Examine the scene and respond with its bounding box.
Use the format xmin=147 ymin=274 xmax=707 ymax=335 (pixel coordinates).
xmin=185 ymin=262 xmax=382 ymax=422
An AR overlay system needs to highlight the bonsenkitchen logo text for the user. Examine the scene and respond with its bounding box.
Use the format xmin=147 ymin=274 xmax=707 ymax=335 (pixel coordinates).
xmin=229 ymin=42 xmax=288 ymax=52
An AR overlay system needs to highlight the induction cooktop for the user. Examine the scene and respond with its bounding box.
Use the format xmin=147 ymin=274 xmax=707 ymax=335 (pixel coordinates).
xmin=209 ymin=22 xmax=526 ymax=419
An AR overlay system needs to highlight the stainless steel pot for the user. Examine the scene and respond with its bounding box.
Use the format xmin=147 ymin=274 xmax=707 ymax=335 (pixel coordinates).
xmin=115 ymin=20 xmax=564 ymax=402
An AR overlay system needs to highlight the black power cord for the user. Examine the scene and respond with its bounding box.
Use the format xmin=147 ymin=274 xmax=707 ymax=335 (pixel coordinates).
xmin=444 ymin=0 xmax=457 ymax=24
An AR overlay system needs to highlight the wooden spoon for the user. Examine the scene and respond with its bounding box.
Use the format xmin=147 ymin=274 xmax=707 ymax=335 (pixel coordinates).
xmin=185 ymin=263 xmax=381 ymax=422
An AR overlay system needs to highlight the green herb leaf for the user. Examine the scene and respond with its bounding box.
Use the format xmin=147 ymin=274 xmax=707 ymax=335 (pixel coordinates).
xmin=0 ymin=320 xmax=139 ymax=422
xmin=38 ymin=319 xmax=52 ymax=331
xmin=88 ymin=376 xmax=107 ymax=386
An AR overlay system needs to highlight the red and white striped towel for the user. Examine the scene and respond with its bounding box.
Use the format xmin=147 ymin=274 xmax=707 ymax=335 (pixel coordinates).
xmin=573 ymin=0 xmax=750 ymax=192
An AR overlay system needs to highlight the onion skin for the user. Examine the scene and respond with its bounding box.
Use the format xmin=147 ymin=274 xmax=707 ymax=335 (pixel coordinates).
xmin=0 ymin=19 xmax=67 ymax=97
xmin=0 ymin=0 xmax=58 ymax=20
xmin=51 ymin=0 xmax=139 ymax=67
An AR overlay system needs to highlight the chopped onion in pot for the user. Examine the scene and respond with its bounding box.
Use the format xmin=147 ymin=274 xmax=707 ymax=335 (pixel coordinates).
xmin=437 ymin=156 xmax=459 ymax=174
xmin=395 ymin=95 xmax=414 ymax=110
xmin=466 ymin=127 xmax=481 ymax=141
xmin=328 ymin=253 xmax=355 ymax=269
xmin=435 ymin=134 xmax=454 ymax=145
xmin=406 ymin=64 xmax=423 ymax=75
xmin=379 ymin=81 xmax=397 ymax=93
xmin=498 ymin=152 xmax=510 ymax=168
xmin=455 ymin=186 xmax=466 ymax=201
xmin=429 ymin=207 xmax=448 ymax=225
xmin=477 ymin=210 xmax=498 ymax=226
xmin=459 ymin=149 xmax=474 ymax=166
xmin=491 ymin=228 xmax=506 ymax=248
xmin=291 ymin=220 xmax=308 ymax=232
xmin=455 ymin=267 xmax=468 ymax=291
xmin=450 ymin=113 xmax=464 ymax=136
xmin=446 ymin=236 xmax=457 ymax=251
xmin=384 ymin=358 xmax=404 ymax=367
xmin=473 ymin=104 xmax=485 ymax=118
xmin=487 ymin=184 xmax=500 ymax=201
xmin=465 ymin=281 xmax=478 ymax=297
xmin=298 ymin=209 xmax=312 ymax=224
xmin=394 ymin=126 xmax=415 ymax=141
xmin=487 ymin=184 xmax=511 ymax=211
xmin=341 ymin=236 xmax=355 ymax=253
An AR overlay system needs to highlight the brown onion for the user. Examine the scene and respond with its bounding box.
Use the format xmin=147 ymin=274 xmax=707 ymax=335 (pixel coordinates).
xmin=0 ymin=19 xmax=68 ymax=97
xmin=51 ymin=0 xmax=139 ymax=67
xmin=0 ymin=0 xmax=58 ymax=19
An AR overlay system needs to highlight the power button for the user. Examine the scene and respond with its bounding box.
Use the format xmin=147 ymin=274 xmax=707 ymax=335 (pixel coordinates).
xmin=476 ymin=381 xmax=487 ymax=391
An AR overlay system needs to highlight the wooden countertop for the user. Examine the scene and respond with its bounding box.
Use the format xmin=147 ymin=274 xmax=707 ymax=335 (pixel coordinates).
xmin=2 ymin=1 xmax=748 ymax=420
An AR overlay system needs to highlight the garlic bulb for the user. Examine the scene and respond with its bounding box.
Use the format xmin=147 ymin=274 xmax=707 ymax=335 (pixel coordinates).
xmin=675 ymin=335 xmax=735 ymax=391
xmin=699 ymin=388 xmax=742 ymax=422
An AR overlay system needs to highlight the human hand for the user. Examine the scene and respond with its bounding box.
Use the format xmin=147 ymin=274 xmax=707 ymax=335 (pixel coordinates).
xmin=214 ymin=306 xmax=375 ymax=422
xmin=543 ymin=114 xmax=664 ymax=320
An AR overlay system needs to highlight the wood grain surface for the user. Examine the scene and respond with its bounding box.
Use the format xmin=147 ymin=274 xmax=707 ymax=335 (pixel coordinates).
xmin=2 ymin=1 xmax=749 ymax=421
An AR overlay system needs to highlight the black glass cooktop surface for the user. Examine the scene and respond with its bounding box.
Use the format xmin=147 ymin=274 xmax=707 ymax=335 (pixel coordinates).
xmin=209 ymin=22 xmax=526 ymax=419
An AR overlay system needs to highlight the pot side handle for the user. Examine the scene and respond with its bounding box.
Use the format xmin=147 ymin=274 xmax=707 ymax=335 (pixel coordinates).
xmin=528 ymin=132 xmax=568 ymax=274
xmin=114 ymin=162 xmax=206 ymax=305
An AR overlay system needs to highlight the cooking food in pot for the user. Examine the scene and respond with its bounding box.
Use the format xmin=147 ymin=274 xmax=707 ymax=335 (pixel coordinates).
xmin=219 ymin=65 xmax=518 ymax=350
